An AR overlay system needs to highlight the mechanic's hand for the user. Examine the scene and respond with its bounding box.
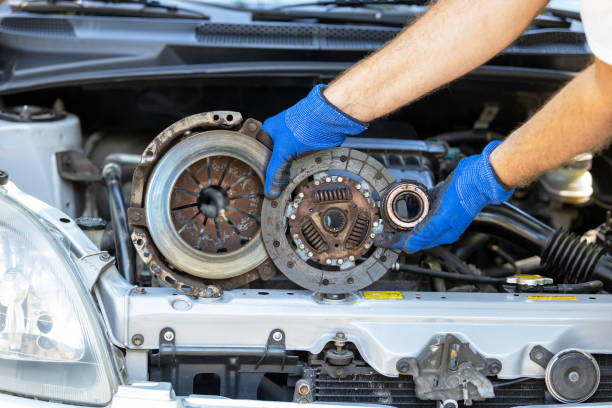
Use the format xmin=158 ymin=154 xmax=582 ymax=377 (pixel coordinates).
xmin=263 ymin=84 xmax=367 ymax=199
xmin=376 ymin=141 xmax=514 ymax=252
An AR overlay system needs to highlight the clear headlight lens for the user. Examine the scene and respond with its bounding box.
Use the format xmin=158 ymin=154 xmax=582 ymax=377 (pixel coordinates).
xmin=0 ymin=193 xmax=116 ymax=405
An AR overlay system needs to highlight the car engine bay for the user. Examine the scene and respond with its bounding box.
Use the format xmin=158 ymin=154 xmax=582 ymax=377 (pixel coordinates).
xmin=2 ymin=77 xmax=612 ymax=407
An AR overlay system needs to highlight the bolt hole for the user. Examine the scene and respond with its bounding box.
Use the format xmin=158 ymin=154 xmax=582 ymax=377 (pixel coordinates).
xmin=589 ymin=296 xmax=597 ymax=300
xmin=144 ymin=149 xmax=154 ymax=159
xmin=347 ymin=277 xmax=354 ymax=284
xmin=514 ymin=293 xmax=520 ymax=297
xmin=287 ymin=261 xmax=295 ymax=268
xmin=441 ymin=296 xmax=446 ymax=299
xmin=322 ymin=279 xmax=329 ymax=286
xmin=226 ymin=114 xmax=234 ymax=121
xmin=287 ymin=292 xmax=294 ymax=295
xmin=380 ymin=255 xmax=387 ymax=262
xmin=136 ymin=238 xmax=144 ymax=246
xmin=258 ymin=291 xmax=269 ymax=295
xmin=340 ymin=155 xmax=347 ymax=162
xmin=213 ymin=114 xmax=220 ymax=121
xmin=273 ymin=240 xmax=280 ymax=248
xmin=315 ymin=157 xmax=322 ymax=164
xmin=334 ymin=243 xmax=339 ymax=248
xmin=59 ymin=218 xmax=70 ymax=223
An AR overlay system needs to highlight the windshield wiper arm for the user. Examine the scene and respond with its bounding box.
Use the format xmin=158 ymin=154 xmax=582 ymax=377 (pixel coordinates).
xmin=272 ymin=0 xmax=427 ymax=10
xmin=253 ymin=8 xmax=417 ymax=27
xmin=11 ymin=0 xmax=209 ymax=19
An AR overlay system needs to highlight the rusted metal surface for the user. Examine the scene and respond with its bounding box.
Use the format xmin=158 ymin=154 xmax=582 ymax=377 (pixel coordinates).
xmin=128 ymin=111 xmax=274 ymax=297
xmin=262 ymin=147 xmax=399 ymax=294
xmin=170 ymin=156 xmax=262 ymax=255
xmin=289 ymin=179 xmax=375 ymax=265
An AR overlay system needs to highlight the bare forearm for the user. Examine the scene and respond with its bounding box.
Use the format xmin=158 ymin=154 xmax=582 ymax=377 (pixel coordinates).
xmin=324 ymin=0 xmax=547 ymax=122
xmin=490 ymin=58 xmax=612 ymax=187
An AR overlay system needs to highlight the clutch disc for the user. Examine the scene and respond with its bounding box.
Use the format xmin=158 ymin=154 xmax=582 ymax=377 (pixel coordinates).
xmin=261 ymin=147 xmax=399 ymax=294
xmin=129 ymin=112 xmax=275 ymax=297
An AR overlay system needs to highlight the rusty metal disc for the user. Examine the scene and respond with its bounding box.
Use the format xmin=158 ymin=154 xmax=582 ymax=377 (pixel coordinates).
xmin=261 ymin=147 xmax=399 ymax=294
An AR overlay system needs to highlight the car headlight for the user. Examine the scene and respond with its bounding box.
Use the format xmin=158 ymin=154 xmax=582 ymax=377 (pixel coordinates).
xmin=0 ymin=192 xmax=118 ymax=405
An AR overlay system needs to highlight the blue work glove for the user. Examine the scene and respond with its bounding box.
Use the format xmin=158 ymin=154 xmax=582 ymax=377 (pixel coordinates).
xmin=376 ymin=141 xmax=514 ymax=252
xmin=263 ymin=84 xmax=367 ymax=199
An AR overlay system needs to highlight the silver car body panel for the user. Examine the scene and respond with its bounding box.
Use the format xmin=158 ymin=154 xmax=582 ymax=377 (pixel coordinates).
xmin=5 ymin=179 xmax=612 ymax=407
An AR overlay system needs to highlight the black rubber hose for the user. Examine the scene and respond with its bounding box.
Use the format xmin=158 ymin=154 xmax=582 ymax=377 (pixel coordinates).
xmin=472 ymin=202 xmax=552 ymax=253
xmin=472 ymin=203 xmax=612 ymax=286
xmin=102 ymin=163 xmax=135 ymax=284
xmin=396 ymin=264 xmax=505 ymax=284
xmin=428 ymin=247 xmax=475 ymax=275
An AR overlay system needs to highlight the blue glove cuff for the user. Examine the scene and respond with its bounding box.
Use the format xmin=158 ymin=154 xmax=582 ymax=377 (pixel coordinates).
xmin=456 ymin=140 xmax=514 ymax=218
xmin=284 ymin=84 xmax=368 ymax=148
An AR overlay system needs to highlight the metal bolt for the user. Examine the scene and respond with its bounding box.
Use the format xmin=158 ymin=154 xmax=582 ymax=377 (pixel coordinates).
xmin=99 ymin=253 xmax=111 ymax=261
xmin=298 ymin=192 xmax=304 ymax=198
xmin=336 ymin=368 xmax=343 ymax=376
xmin=314 ymin=180 xmax=320 ymax=186
xmin=131 ymin=212 xmax=142 ymax=222
xmin=336 ymin=332 xmax=345 ymax=339
xmin=131 ymin=334 xmax=144 ymax=346
xmin=568 ymin=371 xmax=580 ymax=382
xmin=533 ymin=351 xmax=543 ymax=360
xmin=337 ymin=177 xmax=343 ymax=182
xmin=272 ymin=331 xmax=283 ymax=342
xmin=488 ymin=361 xmax=502 ymax=375
xmin=307 ymin=251 xmax=313 ymax=257
xmin=326 ymin=177 xmax=332 ymax=183
xmin=298 ymin=383 xmax=310 ymax=396
xmin=364 ymin=192 xmax=370 ymax=198
xmin=134 ymin=287 xmax=146 ymax=294
xmin=373 ymin=221 xmax=379 ymax=227
xmin=355 ymin=184 xmax=361 ymax=190
xmin=326 ymin=259 xmax=332 ymax=265
xmin=293 ymin=234 xmax=299 ymax=240
xmin=370 ymin=233 xmax=376 ymax=239
xmin=365 ymin=243 xmax=371 ymax=249
xmin=290 ymin=214 xmax=296 ymax=220
xmin=293 ymin=202 xmax=299 ymax=208
xmin=163 ymin=330 xmax=175 ymax=342
xmin=349 ymin=255 xmax=355 ymax=262
xmin=396 ymin=358 xmax=411 ymax=374
xmin=299 ymin=244 xmax=305 ymax=250
xmin=338 ymin=259 xmax=344 ymax=265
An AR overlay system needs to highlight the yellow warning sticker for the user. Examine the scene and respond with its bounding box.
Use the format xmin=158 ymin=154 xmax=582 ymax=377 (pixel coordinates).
xmin=514 ymin=274 xmax=542 ymax=279
xmin=363 ymin=291 xmax=404 ymax=300
xmin=527 ymin=296 xmax=578 ymax=301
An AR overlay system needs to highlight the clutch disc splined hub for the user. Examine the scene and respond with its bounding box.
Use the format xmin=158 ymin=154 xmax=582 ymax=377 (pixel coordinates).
xmin=129 ymin=112 xmax=276 ymax=297
xmin=262 ymin=147 xmax=399 ymax=294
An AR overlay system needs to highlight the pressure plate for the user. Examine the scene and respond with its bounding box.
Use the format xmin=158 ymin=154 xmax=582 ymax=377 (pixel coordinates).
xmin=129 ymin=112 xmax=275 ymax=297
